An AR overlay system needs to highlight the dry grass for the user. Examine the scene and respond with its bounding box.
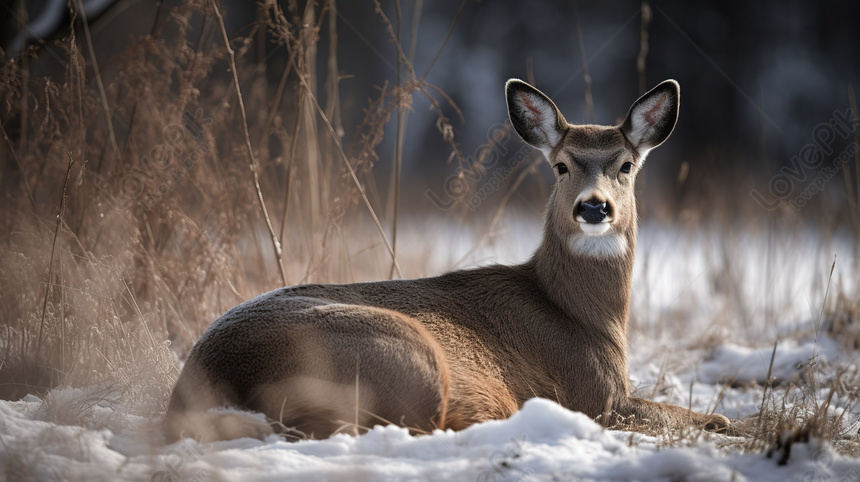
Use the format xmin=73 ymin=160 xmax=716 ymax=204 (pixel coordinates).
xmin=0 ymin=0 xmax=485 ymax=427
xmin=0 ymin=0 xmax=858 ymax=464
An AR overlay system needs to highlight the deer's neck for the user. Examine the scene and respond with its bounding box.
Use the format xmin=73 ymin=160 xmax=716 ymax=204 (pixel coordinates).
xmin=529 ymin=225 xmax=636 ymax=332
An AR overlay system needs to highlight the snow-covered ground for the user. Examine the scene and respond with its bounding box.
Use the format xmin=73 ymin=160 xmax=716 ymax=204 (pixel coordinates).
xmin=1 ymin=219 xmax=858 ymax=481
xmin=2 ymin=393 xmax=859 ymax=481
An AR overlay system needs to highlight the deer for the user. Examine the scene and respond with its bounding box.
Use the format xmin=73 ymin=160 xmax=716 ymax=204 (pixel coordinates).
xmin=164 ymin=78 xmax=730 ymax=443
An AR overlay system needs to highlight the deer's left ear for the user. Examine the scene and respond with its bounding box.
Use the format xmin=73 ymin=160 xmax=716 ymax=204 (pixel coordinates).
xmin=621 ymin=80 xmax=680 ymax=158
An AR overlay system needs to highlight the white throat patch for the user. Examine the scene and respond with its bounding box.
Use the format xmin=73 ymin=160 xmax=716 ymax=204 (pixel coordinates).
xmin=568 ymin=233 xmax=628 ymax=258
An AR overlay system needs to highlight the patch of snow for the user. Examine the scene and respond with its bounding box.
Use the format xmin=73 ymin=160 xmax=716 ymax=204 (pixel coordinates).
xmin=699 ymin=336 xmax=841 ymax=385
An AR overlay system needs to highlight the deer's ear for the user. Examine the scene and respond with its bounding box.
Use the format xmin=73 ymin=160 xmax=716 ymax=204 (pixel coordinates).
xmin=506 ymin=79 xmax=567 ymax=156
xmin=621 ymin=80 xmax=680 ymax=157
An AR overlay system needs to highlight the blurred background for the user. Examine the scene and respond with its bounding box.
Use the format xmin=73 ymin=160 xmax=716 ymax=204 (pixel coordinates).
xmin=4 ymin=0 xmax=860 ymax=219
xmin=0 ymin=0 xmax=857 ymax=407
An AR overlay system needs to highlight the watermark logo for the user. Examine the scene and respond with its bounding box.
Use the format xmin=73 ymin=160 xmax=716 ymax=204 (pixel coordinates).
xmin=151 ymin=438 xmax=208 ymax=482
xmin=103 ymin=109 xmax=212 ymax=211
xmin=750 ymin=108 xmax=859 ymax=211
xmin=426 ymin=122 xmax=535 ymax=212
xmin=475 ymin=435 xmax=536 ymax=482
xmin=798 ymin=446 xmax=859 ymax=482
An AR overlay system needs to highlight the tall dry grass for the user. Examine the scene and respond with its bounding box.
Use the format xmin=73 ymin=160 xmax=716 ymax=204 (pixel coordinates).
xmin=0 ymin=0 xmax=474 ymax=411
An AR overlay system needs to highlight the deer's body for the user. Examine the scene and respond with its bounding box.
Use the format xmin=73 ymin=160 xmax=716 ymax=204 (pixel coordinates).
xmin=165 ymin=79 xmax=729 ymax=442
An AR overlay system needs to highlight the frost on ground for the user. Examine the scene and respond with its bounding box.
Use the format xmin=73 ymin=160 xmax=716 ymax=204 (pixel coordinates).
xmin=1 ymin=221 xmax=859 ymax=481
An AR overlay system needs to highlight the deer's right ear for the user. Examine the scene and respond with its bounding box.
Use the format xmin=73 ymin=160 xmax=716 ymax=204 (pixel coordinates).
xmin=506 ymin=79 xmax=567 ymax=156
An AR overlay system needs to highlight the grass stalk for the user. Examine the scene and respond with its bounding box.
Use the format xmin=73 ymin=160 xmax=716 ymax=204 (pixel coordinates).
xmin=355 ymin=351 xmax=360 ymax=435
xmin=300 ymin=3 xmax=323 ymax=243
xmin=389 ymin=0 xmax=404 ymax=279
xmin=35 ymin=152 xmax=75 ymax=360
xmin=813 ymin=256 xmax=837 ymax=347
xmin=754 ymin=338 xmax=779 ymax=443
xmin=421 ymin=0 xmax=466 ymax=80
xmin=0 ymin=120 xmax=36 ymax=211
xmin=526 ymin=56 xmax=536 ymax=86
xmin=572 ymin=0 xmax=594 ymax=122
xmin=261 ymin=49 xmax=295 ymax=158
xmin=17 ymin=0 xmax=29 ymax=154
xmin=325 ymin=0 xmax=344 ymax=140
xmin=280 ymin=95 xmax=303 ymax=247
xmin=848 ymin=86 xmax=860 ymax=260
xmin=811 ymin=256 xmax=838 ymax=396
xmin=210 ymin=0 xmax=288 ymax=287
xmin=388 ymin=0 xmax=422 ymax=280
xmin=635 ymin=2 xmax=651 ymax=216
xmin=74 ymin=0 xmax=120 ymax=156
xmin=637 ymin=2 xmax=651 ymax=96
xmin=270 ymin=39 xmax=300 ymax=265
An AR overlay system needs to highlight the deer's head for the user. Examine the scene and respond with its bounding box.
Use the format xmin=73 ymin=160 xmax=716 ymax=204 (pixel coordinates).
xmin=506 ymin=79 xmax=680 ymax=258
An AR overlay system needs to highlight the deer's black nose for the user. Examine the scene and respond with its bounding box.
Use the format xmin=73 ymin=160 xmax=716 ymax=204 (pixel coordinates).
xmin=577 ymin=199 xmax=608 ymax=223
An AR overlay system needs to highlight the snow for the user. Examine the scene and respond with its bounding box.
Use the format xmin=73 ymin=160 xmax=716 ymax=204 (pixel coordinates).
xmin=699 ymin=336 xmax=841 ymax=385
xmin=2 ymin=394 xmax=859 ymax=481
xmin=1 ymin=220 xmax=859 ymax=481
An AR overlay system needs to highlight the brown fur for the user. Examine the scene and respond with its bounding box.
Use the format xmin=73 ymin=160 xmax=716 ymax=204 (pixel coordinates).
xmin=165 ymin=79 xmax=729 ymax=442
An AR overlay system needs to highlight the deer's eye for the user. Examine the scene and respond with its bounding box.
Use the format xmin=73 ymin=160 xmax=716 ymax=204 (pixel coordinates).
xmin=620 ymin=162 xmax=634 ymax=174
xmin=554 ymin=163 xmax=569 ymax=175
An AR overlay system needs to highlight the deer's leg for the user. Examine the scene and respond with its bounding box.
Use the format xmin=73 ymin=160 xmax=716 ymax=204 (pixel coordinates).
xmin=440 ymin=366 xmax=520 ymax=431
xmin=246 ymin=304 xmax=452 ymax=439
xmin=610 ymin=396 xmax=730 ymax=433
xmin=164 ymin=360 xmax=275 ymax=443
